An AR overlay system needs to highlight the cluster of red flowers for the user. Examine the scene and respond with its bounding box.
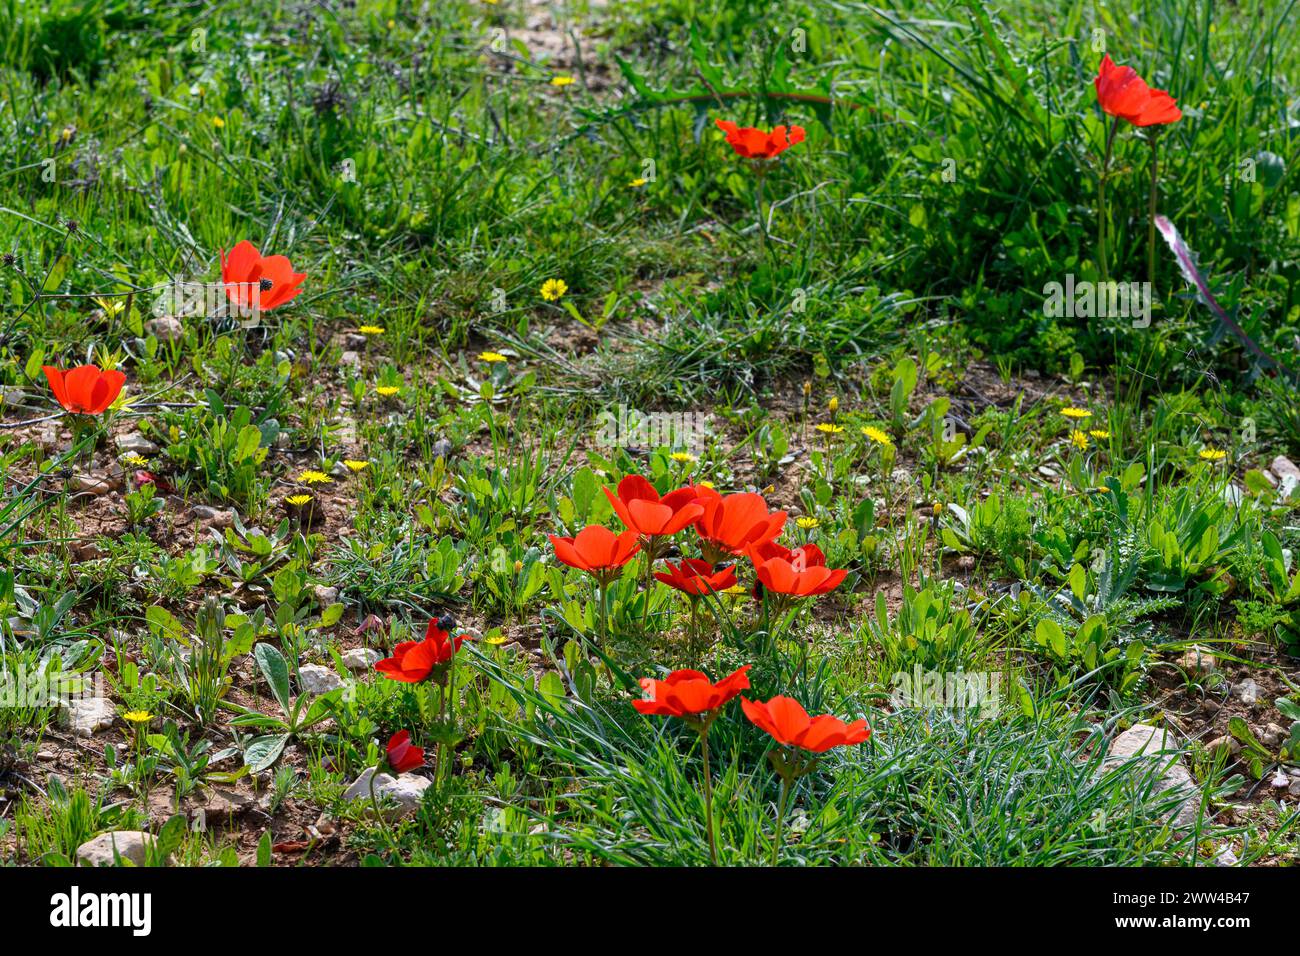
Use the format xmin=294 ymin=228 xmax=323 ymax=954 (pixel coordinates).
xmin=39 ymin=241 xmax=305 ymax=422
xmin=634 ymin=665 xmax=869 ymax=756
xmin=549 ymin=475 xmax=847 ymax=599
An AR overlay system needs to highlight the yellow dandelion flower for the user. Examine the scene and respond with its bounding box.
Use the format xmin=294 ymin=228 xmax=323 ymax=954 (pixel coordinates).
xmin=1088 ymin=429 xmax=1110 ymax=440
xmin=723 ymin=585 xmax=748 ymax=596
xmin=697 ymin=480 xmax=715 ymax=489
xmin=120 ymin=453 xmax=149 ymax=467
xmin=343 ymin=460 xmax=370 ymax=473
xmin=540 ymin=278 xmax=568 ymax=301
xmin=212 ymin=116 xmax=225 ymax=128
xmin=357 ymin=325 xmax=385 ymax=335
xmin=550 ymin=76 xmax=575 ymax=87
xmin=1061 ymin=407 xmax=1092 ymax=420
xmin=285 ymin=494 xmax=314 ymax=507
xmin=669 ymin=451 xmax=697 ymax=463
xmin=827 ymin=397 xmax=839 ymax=413
xmin=932 ymin=502 xmax=944 ymax=516
xmin=815 ymin=423 xmax=844 ymax=434
xmin=628 ymin=177 xmax=648 ymax=188
xmin=796 ymin=517 xmax=820 ymax=530
xmin=1070 ymin=430 xmax=1089 ymax=451
xmin=1198 ymin=447 xmax=1227 ymax=461
xmin=375 ymin=385 xmax=401 ymax=397
xmin=479 ymin=351 xmax=508 ymax=363
xmin=485 ymin=634 xmax=507 ymax=646
xmin=298 ymin=470 xmax=333 ymax=485
xmin=122 ymin=711 xmax=152 ymax=724
xmin=862 ymin=426 xmax=893 ymax=446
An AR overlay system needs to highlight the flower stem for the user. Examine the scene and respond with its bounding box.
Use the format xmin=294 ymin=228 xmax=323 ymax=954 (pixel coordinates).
xmin=1097 ymin=116 xmax=1119 ymax=282
xmin=689 ymin=598 xmax=700 ymax=668
xmin=700 ymin=729 xmax=718 ymax=866
xmin=772 ymin=774 xmax=792 ymax=867
xmin=754 ymin=170 xmax=768 ymax=265
xmin=1147 ymin=134 xmax=1160 ymax=292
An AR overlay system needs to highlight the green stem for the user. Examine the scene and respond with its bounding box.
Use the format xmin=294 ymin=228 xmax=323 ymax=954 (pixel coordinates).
xmin=597 ymin=581 xmax=609 ymax=646
xmin=641 ymin=541 xmax=655 ymax=635
xmin=689 ymin=598 xmax=700 ymax=668
xmin=1147 ymin=135 xmax=1159 ymax=292
xmin=755 ymin=170 xmax=768 ymax=264
xmin=772 ymin=775 xmax=792 ymax=867
xmin=700 ymin=729 xmax=718 ymax=866
xmin=1097 ymin=116 xmax=1119 ymax=282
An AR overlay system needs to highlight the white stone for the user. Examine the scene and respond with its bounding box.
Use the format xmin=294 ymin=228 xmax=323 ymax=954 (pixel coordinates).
xmin=76 ymin=830 xmax=159 ymax=867
xmin=1105 ymin=723 xmax=1200 ymax=831
xmin=145 ymin=316 xmax=184 ymax=342
xmin=62 ymin=697 xmax=115 ymax=736
xmin=1235 ymin=679 xmax=1260 ymax=706
xmin=298 ymin=664 xmax=344 ymax=695
xmin=70 ymin=473 xmax=118 ymax=495
xmin=312 ymin=585 xmax=339 ymax=606
xmin=342 ymin=768 xmax=431 ymax=820
xmin=1270 ymin=456 xmax=1300 ymax=498
xmin=341 ymin=648 xmax=381 ymax=671
xmin=115 ymin=432 xmax=159 ymax=456
xmin=1270 ymin=770 xmax=1290 ymax=790
xmin=191 ymin=505 xmax=234 ymax=529
xmin=1176 ymin=645 xmax=1216 ymax=675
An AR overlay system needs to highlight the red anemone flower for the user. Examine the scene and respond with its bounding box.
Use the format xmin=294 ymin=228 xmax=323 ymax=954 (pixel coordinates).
xmin=1094 ymin=55 xmax=1182 ymax=127
xmin=746 ymin=542 xmax=846 ymax=597
xmin=633 ymin=665 xmax=751 ymax=719
xmin=654 ymin=559 xmax=737 ymax=597
xmin=715 ymin=120 xmax=806 ymax=160
xmin=549 ymin=525 xmax=641 ymax=581
xmin=220 ymin=240 xmax=307 ymax=311
xmin=604 ymin=475 xmax=704 ymax=538
xmin=694 ymin=490 xmax=787 ymax=562
xmin=42 ymin=364 xmax=125 ymax=415
xmin=374 ymin=620 xmax=470 ymax=683
xmin=741 ymin=695 xmax=871 ymax=753
xmin=386 ymin=731 xmax=425 ymax=773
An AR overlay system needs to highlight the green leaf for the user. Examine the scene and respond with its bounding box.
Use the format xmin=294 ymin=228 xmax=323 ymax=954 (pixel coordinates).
xmin=254 ymin=642 xmax=291 ymax=713
xmin=538 ymin=671 xmax=566 ymax=708
xmin=243 ymin=733 xmax=289 ymax=773
xmin=256 ymin=830 xmax=272 ymax=867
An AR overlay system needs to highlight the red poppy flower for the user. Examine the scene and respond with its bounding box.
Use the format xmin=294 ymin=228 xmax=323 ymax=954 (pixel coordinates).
xmin=386 ymin=730 xmax=425 ymax=773
xmin=1094 ymin=55 xmax=1182 ymax=127
xmin=746 ymin=542 xmax=846 ymax=597
xmin=549 ymin=525 xmax=641 ymax=581
xmin=694 ymin=491 xmax=787 ymax=562
xmin=715 ymin=120 xmax=806 ymax=160
xmin=741 ymin=695 xmax=871 ymax=753
xmin=374 ymin=620 xmax=470 ymax=683
xmin=41 ymin=364 xmax=125 ymax=415
xmin=654 ymin=559 xmax=737 ymax=597
xmin=633 ymin=665 xmax=751 ymax=718
xmin=604 ymin=475 xmax=704 ymax=538
xmin=220 ymin=240 xmax=307 ymax=311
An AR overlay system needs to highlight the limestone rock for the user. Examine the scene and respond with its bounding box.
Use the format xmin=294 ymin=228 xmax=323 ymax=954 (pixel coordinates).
xmin=76 ymin=830 xmax=160 ymax=867
xmin=342 ymin=768 xmax=431 ymax=820
xmin=62 ymin=697 xmax=115 ymax=736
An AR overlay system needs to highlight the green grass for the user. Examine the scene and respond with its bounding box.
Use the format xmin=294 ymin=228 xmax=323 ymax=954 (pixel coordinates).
xmin=1 ymin=0 xmax=1299 ymax=868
